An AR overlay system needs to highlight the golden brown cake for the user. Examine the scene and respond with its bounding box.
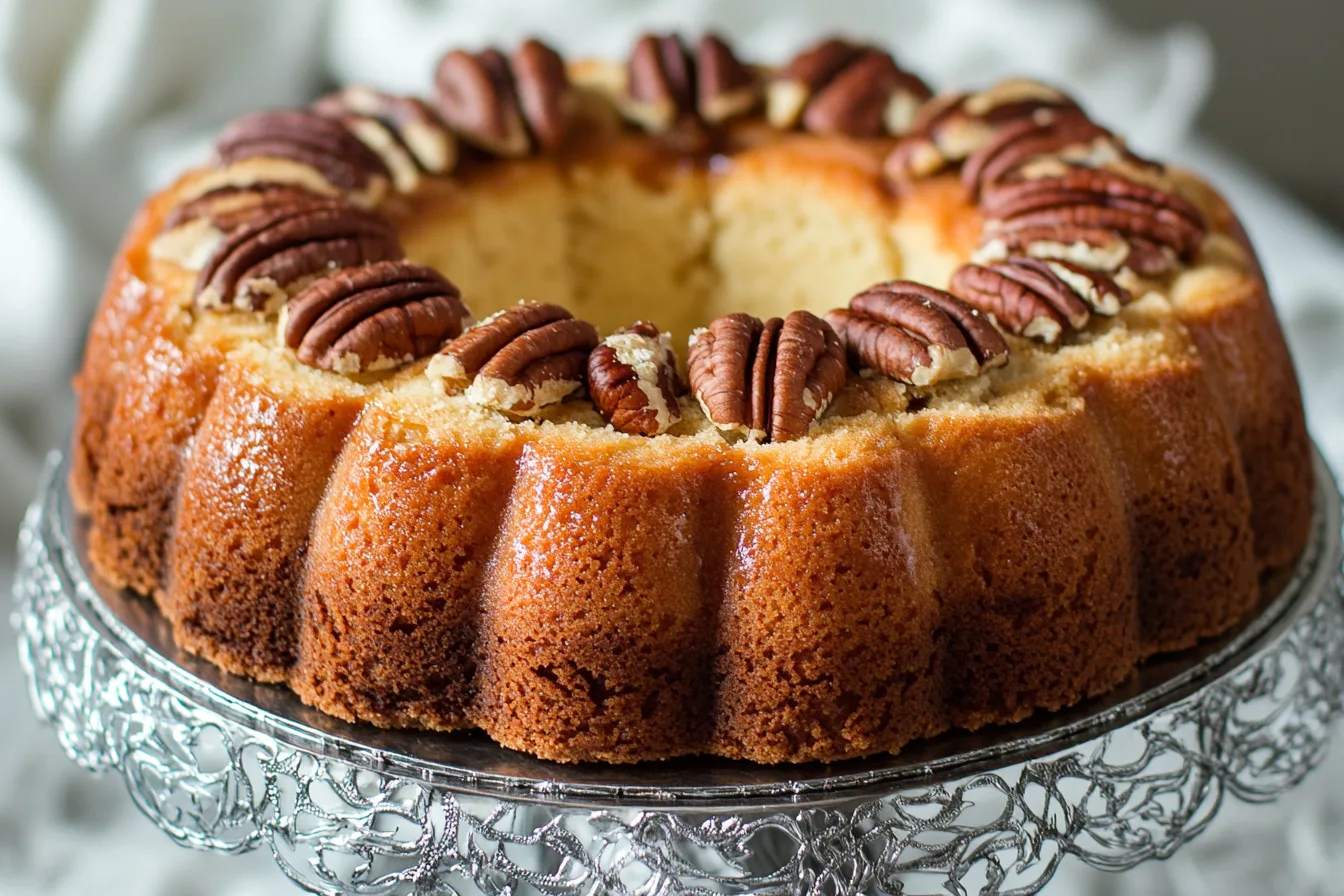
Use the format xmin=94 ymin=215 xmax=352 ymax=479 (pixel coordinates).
xmin=70 ymin=33 xmax=1313 ymax=764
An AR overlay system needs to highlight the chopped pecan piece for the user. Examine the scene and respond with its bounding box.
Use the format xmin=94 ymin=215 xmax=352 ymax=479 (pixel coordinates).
xmin=194 ymin=200 xmax=403 ymax=312
xmin=884 ymin=79 xmax=1079 ymax=182
xmin=825 ymin=281 xmax=1008 ymax=386
xmin=588 ymin=322 xmax=683 ymax=435
xmin=950 ymin=256 xmax=1131 ymax=343
xmin=428 ymin=303 xmax=598 ymax=415
xmin=433 ymin=39 xmax=570 ymax=158
xmin=215 ymin=110 xmax=390 ymax=198
xmin=622 ymin=32 xmax=760 ymax=134
xmin=688 ymin=310 xmax=846 ymax=443
xmin=767 ymin=38 xmax=931 ymax=137
xmin=313 ymin=87 xmax=457 ymax=192
xmin=282 ymin=261 xmax=471 ymax=374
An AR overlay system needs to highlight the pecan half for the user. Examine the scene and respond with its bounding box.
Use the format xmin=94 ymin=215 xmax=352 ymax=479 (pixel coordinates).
xmin=698 ymin=34 xmax=760 ymax=125
xmin=428 ymin=303 xmax=598 ymax=415
xmin=767 ymin=38 xmax=931 ymax=137
xmin=950 ymin=256 xmax=1131 ymax=343
xmin=884 ymin=79 xmax=1079 ymax=182
xmin=588 ymin=322 xmax=683 ymax=435
xmin=688 ymin=311 xmax=846 ymax=443
xmin=512 ymin=39 xmax=571 ymax=152
xmin=162 ymin=183 xmax=325 ymax=233
xmin=194 ymin=200 xmax=403 ymax=312
xmin=622 ymin=32 xmax=759 ymax=134
xmin=990 ymin=203 xmax=1200 ymax=272
xmin=1039 ymin=258 xmax=1134 ymax=315
xmin=313 ymin=87 xmax=457 ymax=192
xmin=624 ymin=33 xmax=695 ymax=133
xmin=973 ymin=225 xmax=1134 ymax=272
xmin=1124 ymin=237 xmax=1182 ymax=278
xmin=960 ymin=79 xmax=1077 ymax=119
xmin=434 ymin=39 xmax=570 ymax=158
xmin=980 ymin=168 xmax=1207 ymax=263
xmin=960 ymin=108 xmax=1118 ymax=199
xmin=282 ymin=261 xmax=471 ymax=374
xmin=980 ymin=167 xmax=1197 ymax=220
xmin=215 ymin=110 xmax=390 ymax=197
xmin=152 ymin=185 xmax=330 ymax=272
xmin=825 ymin=281 xmax=1008 ymax=386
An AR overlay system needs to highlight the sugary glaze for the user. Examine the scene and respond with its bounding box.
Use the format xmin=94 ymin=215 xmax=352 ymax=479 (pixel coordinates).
xmin=70 ymin=40 xmax=1312 ymax=763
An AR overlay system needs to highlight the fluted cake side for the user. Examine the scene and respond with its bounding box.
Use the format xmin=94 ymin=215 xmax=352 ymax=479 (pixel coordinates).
xmin=69 ymin=35 xmax=1312 ymax=763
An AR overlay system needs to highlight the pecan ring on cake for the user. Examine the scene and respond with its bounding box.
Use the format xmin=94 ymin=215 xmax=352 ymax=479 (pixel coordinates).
xmin=76 ymin=31 xmax=1313 ymax=766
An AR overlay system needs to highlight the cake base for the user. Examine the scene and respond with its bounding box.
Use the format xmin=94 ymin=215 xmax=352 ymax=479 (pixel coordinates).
xmin=14 ymin=449 xmax=1344 ymax=895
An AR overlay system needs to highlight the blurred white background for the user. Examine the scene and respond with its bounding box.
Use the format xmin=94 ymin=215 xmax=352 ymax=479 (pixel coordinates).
xmin=2 ymin=0 xmax=1343 ymax=893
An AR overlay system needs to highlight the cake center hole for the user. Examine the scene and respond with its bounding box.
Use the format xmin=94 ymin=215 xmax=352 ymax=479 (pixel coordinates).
xmin=395 ymin=151 xmax=959 ymax=344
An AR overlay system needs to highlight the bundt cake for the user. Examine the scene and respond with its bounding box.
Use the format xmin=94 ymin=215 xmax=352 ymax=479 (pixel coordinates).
xmin=69 ymin=33 xmax=1314 ymax=764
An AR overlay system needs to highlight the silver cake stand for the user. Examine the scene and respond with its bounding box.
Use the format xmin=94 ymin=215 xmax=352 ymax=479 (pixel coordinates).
xmin=12 ymin=451 xmax=1344 ymax=896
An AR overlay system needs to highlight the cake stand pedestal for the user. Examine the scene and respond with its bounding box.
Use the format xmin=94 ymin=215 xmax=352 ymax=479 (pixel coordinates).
xmin=12 ymin=451 xmax=1344 ymax=896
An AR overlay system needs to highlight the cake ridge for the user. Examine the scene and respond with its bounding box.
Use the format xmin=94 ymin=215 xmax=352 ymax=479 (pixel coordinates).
xmin=293 ymin=403 xmax=527 ymax=730
xmin=1079 ymin=354 xmax=1258 ymax=651
xmin=71 ymin=194 xmax=179 ymax=516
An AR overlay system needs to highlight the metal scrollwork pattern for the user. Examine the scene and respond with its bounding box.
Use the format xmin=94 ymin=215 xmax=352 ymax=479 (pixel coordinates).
xmin=12 ymin=452 xmax=1344 ymax=896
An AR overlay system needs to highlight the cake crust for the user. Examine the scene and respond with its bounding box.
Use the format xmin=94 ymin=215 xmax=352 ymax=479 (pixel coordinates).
xmin=68 ymin=40 xmax=1314 ymax=764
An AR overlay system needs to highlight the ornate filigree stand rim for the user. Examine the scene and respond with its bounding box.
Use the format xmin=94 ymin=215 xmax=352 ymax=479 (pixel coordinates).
xmin=11 ymin=449 xmax=1344 ymax=896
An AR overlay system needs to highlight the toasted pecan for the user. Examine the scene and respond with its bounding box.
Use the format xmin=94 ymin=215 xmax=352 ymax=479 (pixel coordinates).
xmin=215 ymin=110 xmax=390 ymax=195
xmin=194 ymin=200 xmax=403 ymax=312
xmin=826 ymin=281 xmax=1008 ymax=386
xmin=313 ymin=87 xmax=456 ymax=191
xmin=621 ymin=32 xmax=760 ymax=134
xmin=434 ymin=39 xmax=570 ymax=158
xmin=588 ymin=322 xmax=683 ymax=435
xmin=688 ymin=310 xmax=846 ymax=442
xmin=283 ymin=261 xmax=470 ymax=373
xmin=768 ymin=38 xmax=931 ymax=137
xmin=950 ymin=256 xmax=1131 ymax=343
xmin=429 ymin=303 xmax=598 ymax=415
